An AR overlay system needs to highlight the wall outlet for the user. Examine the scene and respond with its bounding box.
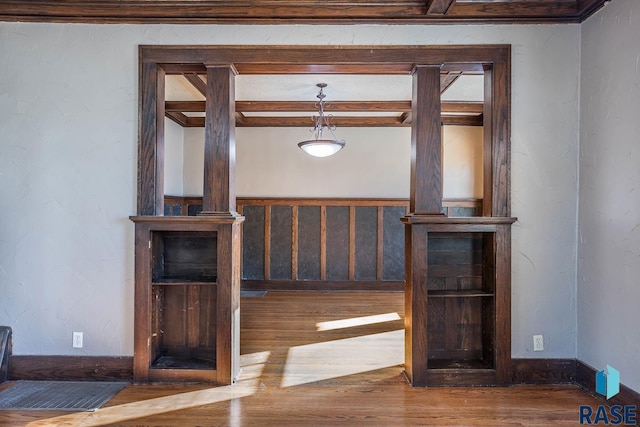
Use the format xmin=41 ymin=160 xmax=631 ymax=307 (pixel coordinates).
xmin=533 ymin=334 xmax=544 ymax=352
xmin=72 ymin=332 xmax=83 ymax=348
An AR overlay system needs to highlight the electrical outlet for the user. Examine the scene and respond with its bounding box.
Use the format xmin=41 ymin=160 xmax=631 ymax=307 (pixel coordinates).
xmin=533 ymin=334 xmax=544 ymax=352
xmin=72 ymin=332 xmax=83 ymax=348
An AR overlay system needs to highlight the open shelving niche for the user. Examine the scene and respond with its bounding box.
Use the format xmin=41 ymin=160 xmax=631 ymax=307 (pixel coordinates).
xmin=151 ymin=231 xmax=218 ymax=371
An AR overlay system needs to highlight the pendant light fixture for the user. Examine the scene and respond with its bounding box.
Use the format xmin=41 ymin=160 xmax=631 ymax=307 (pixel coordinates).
xmin=298 ymin=83 xmax=345 ymax=158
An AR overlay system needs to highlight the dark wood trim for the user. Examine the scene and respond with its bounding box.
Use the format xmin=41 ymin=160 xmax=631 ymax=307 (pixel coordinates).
xmin=264 ymin=204 xmax=271 ymax=280
xmin=164 ymin=100 xmax=483 ymax=128
xmin=236 ymin=100 xmax=412 ymax=113
xmin=138 ymin=59 xmax=164 ymax=216
xmin=0 ymin=1 xmax=608 ymax=25
xmin=291 ymin=205 xmax=299 ymax=280
xmin=183 ymin=73 xmax=207 ymax=97
xmin=6 ymin=354 xmax=640 ymax=402
xmin=349 ymin=205 xmax=356 ymax=281
xmin=576 ymin=360 xmax=640 ymax=409
xmin=320 ymin=205 xmax=327 ymax=281
xmin=241 ymin=280 xmax=404 ymax=292
xmin=0 ymin=327 xmax=11 ymax=383
xmin=142 ymin=45 xmax=510 ymax=70
xmin=511 ymin=358 xmax=576 ymax=385
xmin=426 ymin=0 xmax=456 ymax=15
xmin=8 ymin=355 xmax=133 ymax=382
xmin=201 ymin=65 xmax=236 ymax=215
xmin=377 ymin=206 xmax=384 ymax=281
xmin=165 ymin=113 xmax=483 ymax=128
xmin=410 ymin=65 xmax=443 ymax=215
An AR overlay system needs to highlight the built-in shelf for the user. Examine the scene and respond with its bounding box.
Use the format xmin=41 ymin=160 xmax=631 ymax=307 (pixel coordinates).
xmin=131 ymin=216 xmax=243 ymax=384
xmin=152 ymin=280 xmax=217 ymax=286
xmin=427 ymin=290 xmax=494 ymax=298
xmin=152 ymin=355 xmax=216 ymax=370
xmin=427 ymin=359 xmax=493 ymax=370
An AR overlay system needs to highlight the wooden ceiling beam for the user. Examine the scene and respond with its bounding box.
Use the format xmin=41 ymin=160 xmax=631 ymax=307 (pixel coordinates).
xmin=440 ymin=71 xmax=462 ymax=94
xmin=166 ymin=100 xmax=482 ymax=114
xmin=183 ymin=73 xmax=207 ymax=97
xmin=441 ymin=101 xmax=483 ymax=114
xmin=0 ymin=1 xmax=606 ymax=24
xmin=162 ymin=63 xmax=482 ymax=76
xmin=165 ymin=111 xmax=189 ymax=127
xmin=426 ymin=0 xmax=456 ymax=15
xmin=173 ymin=113 xmax=482 ymax=128
xmin=237 ymin=101 xmax=412 ymax=112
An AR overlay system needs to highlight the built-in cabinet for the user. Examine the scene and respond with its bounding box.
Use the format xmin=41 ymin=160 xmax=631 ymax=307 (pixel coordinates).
xmin=403 ymin=218 xmax=515 ymax=386
xmin=136 ymin=45 xmax=513 ymax=387
xmin=130 ymin=217 xmax=242 ymax=383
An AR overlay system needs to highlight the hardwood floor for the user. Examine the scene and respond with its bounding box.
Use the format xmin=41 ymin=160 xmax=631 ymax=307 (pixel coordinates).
xmin=0 ymin=291 xmax=599 ymax=426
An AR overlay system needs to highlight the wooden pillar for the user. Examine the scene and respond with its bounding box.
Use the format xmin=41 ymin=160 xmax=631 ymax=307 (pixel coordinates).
xmin=202 ymin=65 xmax=238 ymax=216
xmin=483 ymin=61 xmax=511 ymax=217
xmin=410 ymin=65 xmax=443 ymax=216
xmin=404 ymin=64 xmax=443 ymax=387
xmin=138 ymin=61 xmax=165 ymax=216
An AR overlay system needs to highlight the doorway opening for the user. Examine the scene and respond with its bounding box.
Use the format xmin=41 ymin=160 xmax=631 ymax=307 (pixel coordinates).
xmin=134 ymin=45 xmax=512 ymax=386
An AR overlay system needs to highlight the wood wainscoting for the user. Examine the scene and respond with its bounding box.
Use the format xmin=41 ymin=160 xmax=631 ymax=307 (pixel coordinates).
xmin=164 ymin=197 xmax=482 ymax=291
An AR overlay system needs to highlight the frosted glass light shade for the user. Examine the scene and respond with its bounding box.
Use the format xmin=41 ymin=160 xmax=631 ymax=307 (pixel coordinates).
xmin=298 ymin=139 xmax=345 ymax=158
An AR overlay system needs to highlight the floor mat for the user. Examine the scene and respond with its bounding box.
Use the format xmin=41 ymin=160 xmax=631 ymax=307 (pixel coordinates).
xmin=0 ymin=381 xmax=127 ymax=411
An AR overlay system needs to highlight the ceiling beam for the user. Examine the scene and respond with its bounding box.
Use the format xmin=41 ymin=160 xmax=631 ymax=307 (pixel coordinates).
xmin=166 ymin=100 xmax=482 ymax=114
xmin=426 ymin=0 xmax=456 ymax=15
xmin=183 ymin=73 xmax=207 ymax=97
xmin=166 ymin=100 xmax=414 ymax=113
xmin=0 ymin=1 xmax=605 ymax=24
xmin=175 ymin=113 xmax=482 ymax=128
xmin=440 ymin=71 xmax=462 ymax=94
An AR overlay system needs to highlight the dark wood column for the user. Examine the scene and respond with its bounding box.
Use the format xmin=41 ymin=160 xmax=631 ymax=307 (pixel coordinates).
xmin=138 ymin=61 xmax=165 ymax=216
xmin=483 ymin=61 xmax=511 ymax=217
xmin=202 ymin=65 xmax=237 ymax=216
xmin=410 ymin=65 xmax=443 ymax=216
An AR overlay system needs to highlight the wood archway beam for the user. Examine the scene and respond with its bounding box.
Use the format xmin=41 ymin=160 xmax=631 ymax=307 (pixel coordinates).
xmin=165 ymin=101 xmax=484 ymax=127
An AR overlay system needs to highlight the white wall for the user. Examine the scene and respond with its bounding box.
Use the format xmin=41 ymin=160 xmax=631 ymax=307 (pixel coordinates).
xmin=181 ymin=126 xmax=482 ymax=199
xmin=0 ymin=22 xmax=580 ymax=358
xmin=579 ymin=0 xmax=640 ymax=392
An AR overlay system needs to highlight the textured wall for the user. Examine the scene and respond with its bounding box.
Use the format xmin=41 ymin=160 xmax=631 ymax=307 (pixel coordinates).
xmin=579 ymin=0 xmax=640 ymax=392
xmin=0 ymin=23 xmax=579 ymax=358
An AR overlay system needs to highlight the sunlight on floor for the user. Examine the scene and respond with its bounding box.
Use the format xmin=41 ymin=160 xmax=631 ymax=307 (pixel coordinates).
xmin=280 ymin=330 xmax=404 ymax=388
xmin=315 ymin=312 xmax=402 ymax=331
xmin=25 ymin=352 xmax=271 ymax=427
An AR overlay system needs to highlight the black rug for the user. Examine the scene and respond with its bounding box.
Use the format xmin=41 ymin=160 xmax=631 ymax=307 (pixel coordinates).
xmin=0 ymin=381 xmax=127 ymax=411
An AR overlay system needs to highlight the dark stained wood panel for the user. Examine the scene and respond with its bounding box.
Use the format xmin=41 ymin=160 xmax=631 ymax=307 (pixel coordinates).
xmin=426 ymin=0 xmax=456 ymax=15
xmin=241 ymin=205 xmax=264 ymax=280
xmin=325 ymin=206 xmax=350 ymax=281
xmin=354 ymin=206 xmax=378 ymax=281
xmin=0 ymin=0 xmax=608 ymax=24
xmin=297 ymin=206 xmax=321 ymax=280
xmin=382 ymin=206 xmax=406 ymax=281
xmin=202 ymin=65 xmax=236 ymax=214
xmin=269 ymin=205 xmax=292 ymax=280
xmin=411 ymin=65 xmax=443 ymax=215
xmin=153 ymin=232 xmax=218 ymax=282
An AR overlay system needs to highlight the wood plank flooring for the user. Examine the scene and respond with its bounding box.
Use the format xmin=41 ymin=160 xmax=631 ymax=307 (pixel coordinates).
xmin=0 ymin=291 xmax=599 ymax=426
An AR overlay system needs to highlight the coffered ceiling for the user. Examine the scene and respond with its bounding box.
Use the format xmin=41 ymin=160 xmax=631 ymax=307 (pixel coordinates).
xmin=0 ymin=0 xmax=607 ymax=24
xmin=164 ymin=71 xmax=485 ymax=128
